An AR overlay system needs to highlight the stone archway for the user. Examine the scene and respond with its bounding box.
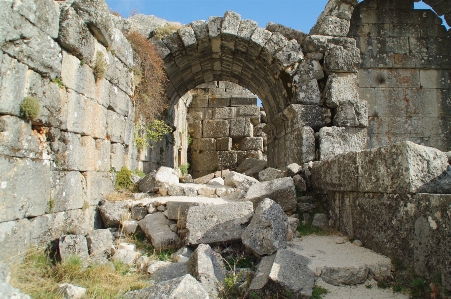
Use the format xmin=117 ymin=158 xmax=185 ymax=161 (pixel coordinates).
xmin=152 ymin=8 xmax=368 ymax=169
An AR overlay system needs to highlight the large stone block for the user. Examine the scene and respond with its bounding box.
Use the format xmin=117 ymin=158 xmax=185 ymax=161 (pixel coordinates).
xmin=224 ymin=171 xmax=259 ymax=190
xmin=283 ymin=104 xmax=332 ymax=131
xmin=123 ymin=274 xmax=209 ymax=299
xmin=203 ymin=119 xmax=229 ymax=138
xmin=218 ymin=151 xmax=237 ymax=169
xmin=191 ymin=138 xmax=216 ymax=151
xmin=51 ymin=171 xmax=87 ymax=213
xmin=99 ymin=200 xmax=131 ymax=228
xmin=324 ymin=44 xmax=360 ymax=73
xmin=0 ymin=156 xmax=51 ymax=222
xmin=186 ymin=201 xmax=254 ymax=244
xmin=61 ymin=52 xmax=96 ymax=100
xmin=0 ymin=55 xmax=28 ymax=116
xmin=187 ymin=244 xmax=225 ymax=298
xmin=242 ymin=198 xmax=288 ymax=256
xmin=12 ymin=0 xmax=59 ymax=38
xmin=313 ymin=141 xmax=451 ymax=194
xmin=244 ymin=177 xmax=296 ymax=211
xmin=249 ymin=249 xmax=314 ymax=298
xmin=139 ymin=212 xmax=180 ymax=250
xmin=216 ymin=137 xmax=232 ymax=151
xmin=318 ymin=127 xmax=367 ymax=161
xmin=230 ymin=117 xmax=253 ymax=138
xmin=239 ymin=137 xmax=263 ymax=151
xmin=59 ymin=235 xmax=89 ymax=262
xmin=213 ymin=106 xmax=236 ymax=119
xmin=59 ymin=6 xmax=95 ymax=64
xmin=86 ymin=229 xmax=113 ymax=258
xmin=191 ymin=151 xmax=218 ymax=172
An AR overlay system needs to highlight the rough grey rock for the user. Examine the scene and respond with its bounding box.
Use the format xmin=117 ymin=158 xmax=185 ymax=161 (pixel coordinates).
xmin=0 ymin=282 xmax=31 ymax=299
xmin=298 ymin=203 xmax=316 ymax=213
xmin=244 ymin=177 xmax=296 ymax=211
xmin=147 ymin=261 xmax=172 ymax=275
xmin=58 ymin=6 xmax=95 ymax=64
xmin=0 ymin=263 xmax=10 ymax=284
xmin=258 ymin=167 xmax=287 ymax=182
xmin=86 ymin=229 xmax=113 ymax=258
xmin=123 ymin=274 xmax=208 ymax=299
xmin=236 ymin=158 xmax=267 ymax=178
xmin=113 ymin=249 xmax=139 ymax=266
xmin=313 ymin=141 xmax=451 ymax=194
xmin=242 ymin=198 xmax=288 ymax=256
xmin=155 ymin=167 xmax=179 ymax=186
xmin=187 ymin=244 xmax=226 ymax=298
xmin=131 ymin=205 xmax=148 ymax=220
xmin=172 ymin=246 xmax=194 ymax=263
xmin=181 ymin=174 xmax=194 ymax=183
xmin=57 ymin=283 xmax=87 ymax=299
xmin=59 ymin=235 xmax=89 ymax=261
xmin=318 ymin=127 xmax=367 ymax=161
xmin=151 ymin=262 xmax=189 ymax=283
xmin=224 ymin=171 xmax=259 ymax=190
xmin=310 ymin=0 xmax=356 ymax=37
xmin=72 ymin=0 xmax=115 ymax=47
xmin=287 ymin=217 xmax=300 ymax=241
xmin=249 ymin=249 xmax=314 ymax=298
xmin=168 ymin=184 xmax=185 ymax=196
xmin=12 ymin=0 xmax=60 ymax=39
xmin=139 ymin=213 xmax=180 ymax=250
xmin=186 ymin=201 xmax=254 ymax=245
xmin=122 ymin=220 xmax=138 ymax=235
xmin=324 ymin=44 xmax=360 ymax=73
xmin=138 ymin=171 xmax=158 ymax=193
xmin=98 ymin=200 xmax=131 ymax=228
xmin=312 ymin=213 xmax=328 ymax=228
xmin=293 ymin=175 xmax=307 ymax=193
xmin=287 ymin=163 xmax=303 ymax=177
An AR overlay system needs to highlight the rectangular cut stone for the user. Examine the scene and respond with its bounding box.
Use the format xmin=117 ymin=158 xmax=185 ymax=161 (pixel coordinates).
xmin=313 ymin=141 xmax=451 ymax=194
xmin=239 ymin=137 xmax=263 ymax=151
xmin=208 ymin=96 xmax=230 ymax=107
xmin=0 ymin=156 xmax=51 ymax=222
xmin=237 ymin=106 xmax=260 ymax=117
xmin=244 ymin=177 xmax=297 ymax=211
xmin=166 ymin=197 xmax=230 ymax=220
xmin=218 ymin=151 xmax=237 ymax=169
xmin=213 ymin=107 xmax=236 ymax=119
xmin=191 ymin=151 xmax=218 ymax=172
xmin=230 ymin=118 xmax=253 ymax=138
xmin=111 ymin=143 xmax=125 ymax=171
xmin=216 ymin=137 xmax=232 ymax=151
xmin=231 ymin=97 xmax=257 ymax=106
xmin=186 ymin=201 xmax=254 ymax=244
xmin=203 ymin=120 xmax=229 ymax=138
xmin=192 ymin=138 xmax=216 ymax=151
xmin=83 ymin=171 xmax=114 ymax=205
xmin=188 ymin=120 xmax=202 ymax=139
xmin=51 ymin=171 xmax=87 ymax=213
xmin=190 ymin=94 xmax=209 ymax=107
xmin=283 ymin=105 xmax=332 ymax=132
xmin=0 ymin=55 xmax=28 ymax=116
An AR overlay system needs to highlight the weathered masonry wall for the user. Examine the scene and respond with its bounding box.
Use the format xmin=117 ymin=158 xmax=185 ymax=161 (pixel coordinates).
xmin=0 ymin=0 xmax=139 ymax=263
xmin=312 ymin=141 xmax=451 ymax=291
xmin=349 ymin=0 xmax=451 ymax=151
xmin=187 ymin=81 xmax=266 ymax=178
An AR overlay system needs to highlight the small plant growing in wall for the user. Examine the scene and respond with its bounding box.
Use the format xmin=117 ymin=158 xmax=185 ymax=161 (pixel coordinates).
xmin=179 ymin=163 xmax=190 ymax=175
xmin=134 ymin=120 xmax=173 ymax=151
xmin=20 ymin=96 xmax=41 ymax=121
xmin=93 ymin=51 xmax=108 ymax=82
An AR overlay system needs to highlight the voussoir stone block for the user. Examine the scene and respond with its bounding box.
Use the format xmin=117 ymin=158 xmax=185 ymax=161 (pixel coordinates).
xmin=244 ymin=177 xmax=296 ymax=211
xmin=186 ymin=201 xmax=254 ymax=244
xmin=242 ymin=198 xmax=288 ymax=256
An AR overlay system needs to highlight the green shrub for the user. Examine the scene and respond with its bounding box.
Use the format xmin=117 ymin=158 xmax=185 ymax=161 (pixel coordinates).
xmin=134 ymin=120 xmax=173 ymax=151
xmin=312 ymin=286 xmax=328 ymax=299
xmin=93 ymin=51 xmax=107 ymax=82
xmin=179 ymin=163 xmax=190 ymax=175
xmin=115 ymin=166 xmax=134 ymax=190
xmin=20 ymin=96 xmax=40 ymax=121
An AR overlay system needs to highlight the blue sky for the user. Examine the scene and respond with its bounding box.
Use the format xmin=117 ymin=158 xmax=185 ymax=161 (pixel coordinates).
xmin=105 ymin=0 xmax=444 ymax=34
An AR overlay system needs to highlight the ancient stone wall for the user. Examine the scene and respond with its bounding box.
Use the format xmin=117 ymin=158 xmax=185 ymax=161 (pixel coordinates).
xmin=0 ymin=0 xmax=140 ymax=263
xmin=187 ymin=81 xmax=266 ymax=178
xmin=349 ymin=0 xmax=451 ymax=150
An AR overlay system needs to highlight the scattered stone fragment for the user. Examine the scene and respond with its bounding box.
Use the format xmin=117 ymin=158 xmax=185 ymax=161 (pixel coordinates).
xmin=57 ymin=283 xmax=86 ymax=299
xmin=242 ymin=198 xmax=288 ymax=256
xmin=139 ymin=213 xmax=180 ymax=250
xmin=181 ymin=174 xmax=194 ymax=183
xmin=287 ymin=216 xmax=300 ymax=241
xmin=155 ymin=166 xmax=179 ymax=186
xmin=187 ymin=244 xmax=226 ymax=298
xmin=123 ymin=274 xmax=209 ymax=299
xmin=293 ymin=174 xmax=307 ymax=193
xmin=186 ymin=201 xmax=254 ymax=244
xmin=147 ymin=261 xmax=172 ymax=275
xmin=197 ymin=186 xmax=216 ymax=196
xmin=168 ymin=184 xmax=185 ymax=196
xmin=136 ymin=256 xmax=151 ymax=272
xmin=113 ymin=248 xmax=139 ymax=266
xmin=286 ymin=163 xmax=303 ymax=176
xmin=248 ymin=249 xmax=314 ymax=298
xmin=298 ymin=203 xmax=316 ymax=213
xmin=312 ymin=213 xmax=328 ymax=228
xmin=208 ymin=177 xmax=224 ymax=186
xmin=244 ymin=177 xmax=296 ymax=211
xmin=352 ymin=240 xmax=363 ymax=247
xmin=258 ymin=167 xmax=287 ymax=182
xmin=236 ymin=158 xmax=267 ymax=177
xmin=138 ymin=171 xmax=158 ymax=193
xmin=151 ymin=262 xmax=189 ymax=283
xmin=121 ymin=220 xmax=139 ymax=235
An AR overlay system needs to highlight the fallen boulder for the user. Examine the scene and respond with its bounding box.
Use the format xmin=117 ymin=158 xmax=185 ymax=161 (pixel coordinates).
xmin=155 ymin=166 xmax=179 ymax=186
xmin=139 ymin=212 xmax=180 ymax=250
xmin=248 ymin=249 xmax=314 ymax=298
xmin=236 ymin=158 xmax=267 ymax=177
xmin=98 ymin=200 xmax=131 ymax=228
xmin=224 ymin=171 xmax=259 ymax=190
xmin=138 ymin=171 xmax=158 ymax=193
xmin=59 ymin=235 xmax=89 ymax=262
xmin=86 ymin=229 xmax=113 ymax=258
xmin=258 ymin=167 xmax=286 ymax=182
xmin=123 ymin=274 xmax=209 ymax=299
xmin=242 ymin=198 xmax=288 ymax=256
xmin=187 ymin=244 xmax=226 ymax=298
xmin=186 ymin=201 xmax=254 ymax=245
xmin=244 ymin=177 xmax=296 ymax=211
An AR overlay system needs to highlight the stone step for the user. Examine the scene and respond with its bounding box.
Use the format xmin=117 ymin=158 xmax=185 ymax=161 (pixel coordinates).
xmin=288 ymin=235 xmax=392 ymax=286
